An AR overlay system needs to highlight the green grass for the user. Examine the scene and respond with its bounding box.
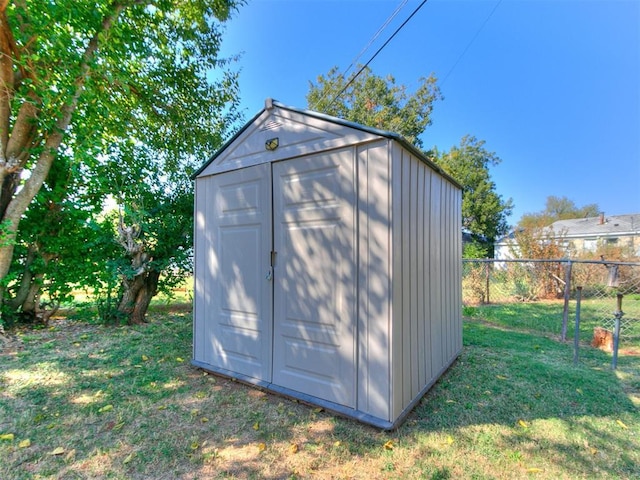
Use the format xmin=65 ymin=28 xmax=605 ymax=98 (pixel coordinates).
xmin=464 ymin=297 xmax=640 ymax=346
xmin=1 ymin=308 xmax=638 ymax=479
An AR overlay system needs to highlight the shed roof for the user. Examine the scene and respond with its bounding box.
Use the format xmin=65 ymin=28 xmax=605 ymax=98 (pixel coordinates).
xmin=193 ymin=99 xmax=460 ymax=188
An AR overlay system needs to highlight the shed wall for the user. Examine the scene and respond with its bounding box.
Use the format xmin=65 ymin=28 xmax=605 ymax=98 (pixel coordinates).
xmin=390 ymin=143 xmax=463 ymax=419
xmin=356 ymin=140 xmax=393 ymax=420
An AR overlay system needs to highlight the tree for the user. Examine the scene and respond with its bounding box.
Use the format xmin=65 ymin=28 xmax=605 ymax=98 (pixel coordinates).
xmin=3 ymin=155 xmax=114 ymax=324
xmin=0 ymin=0 xmax=242 ymax=309
xmin=519 ymin=196 xmax=600 ymax=229
xmin=433 ymin=135 xmax=513 ymax=246
xmin=306 ymin=66 xmax=441 ymax=149
xmin=93 ymin=144 xmax=195 ymax=325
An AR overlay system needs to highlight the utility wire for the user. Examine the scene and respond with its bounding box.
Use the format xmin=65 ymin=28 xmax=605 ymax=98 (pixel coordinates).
xmin=342 ymin=0 xmax=408 ymax=79
xmin=325 ymin=0 xmax=429 ymax=109
xmin=441 ymin=0 xmax=503 ymax=86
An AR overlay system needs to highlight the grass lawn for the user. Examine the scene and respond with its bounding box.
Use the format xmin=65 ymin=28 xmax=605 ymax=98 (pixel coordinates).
xmin=1 ymin=305 xmax=638 ymax=479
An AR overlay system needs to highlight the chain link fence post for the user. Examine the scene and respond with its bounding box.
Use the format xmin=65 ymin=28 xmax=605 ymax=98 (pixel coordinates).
xmin=612 ymin=294 xmax=624 ymax=370
xmin=573 ymin=286 xmax=582 ymax=364
xmin=561 ymin=260 xmax=573 ymax=342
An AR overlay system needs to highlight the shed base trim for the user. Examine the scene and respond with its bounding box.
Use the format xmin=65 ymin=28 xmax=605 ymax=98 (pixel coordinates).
xmin=191 ymin=349 xmax=461 ymax=431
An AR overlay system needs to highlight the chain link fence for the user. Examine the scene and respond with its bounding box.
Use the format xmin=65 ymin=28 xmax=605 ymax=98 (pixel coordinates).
xmin=462 ymin=259 xmax=640 ymax=359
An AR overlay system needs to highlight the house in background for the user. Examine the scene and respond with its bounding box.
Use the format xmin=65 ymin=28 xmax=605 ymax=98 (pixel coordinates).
xmin=495 ymin=213 xmax=640 ymax=260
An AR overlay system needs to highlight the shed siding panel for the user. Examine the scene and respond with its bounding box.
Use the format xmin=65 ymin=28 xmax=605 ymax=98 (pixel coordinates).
xmin=454 ymin=187 xmax=463 ymax=353
xmin=441 ymin=180 xmax=450 ymax=362
xmin=422 ymin=167 xmax=433 ymax=381
xmin=416 ymin=162 xmax=426 ymax=389
xmin=390 ymin=143 xmax=404 ymax=419
xmin=409 ymin=156 xmax=420 ymax=398
xmin=357 ymin=141 xmax=392 ymax=420
xmin=429 ymin=174 xmax=444 ymax=373
xmin=401 ymin=151 xmax=412 ymax=406
xmin=446 ymin=180 xmax=455 ymax=361
xmin=193 ymin=180 xmax=208 ymax=362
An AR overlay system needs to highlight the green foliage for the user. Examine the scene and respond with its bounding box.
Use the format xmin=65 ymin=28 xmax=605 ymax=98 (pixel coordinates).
xmin=2 ymin=0 xmax=243 ymax=322
xmin=434 ymin=135 xmax=513 ymax=243
xmin=306 ymin=66 xmax=441 ymax=148
xmin=519 ymin=196 xmax=600 ymax=229
xmin=463 ymin=240 xmax=489 ymax=259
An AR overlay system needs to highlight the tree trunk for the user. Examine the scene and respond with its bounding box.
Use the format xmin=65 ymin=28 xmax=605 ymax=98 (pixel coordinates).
xmin=19 ymin=272 xmax=43 ymax=319
xmin=130 ymin=269 xmax=160 ymax=325
xmin=7 ymin=243 xmax=37 ymax=311
xmin=117 ymin=269 xmax=160 ymax=325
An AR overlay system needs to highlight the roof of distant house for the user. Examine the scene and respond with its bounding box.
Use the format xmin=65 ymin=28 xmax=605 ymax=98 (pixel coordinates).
xmin=495 ymin=213 xmax=640 ymax=245
xmin=549 ymin=213 xmax=640 ymax=238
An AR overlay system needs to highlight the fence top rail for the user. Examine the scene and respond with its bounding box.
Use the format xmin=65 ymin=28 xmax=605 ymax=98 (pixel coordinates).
xmin=463 ymin=258 xmax=640 ymax=267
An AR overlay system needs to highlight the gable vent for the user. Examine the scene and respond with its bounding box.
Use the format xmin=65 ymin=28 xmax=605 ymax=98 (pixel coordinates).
xmin=260 ymin=120 xmax=282 ymax=131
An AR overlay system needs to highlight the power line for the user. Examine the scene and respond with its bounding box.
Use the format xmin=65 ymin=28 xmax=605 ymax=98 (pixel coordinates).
xmin=342 ymin=0 xmax=408 ymax=79
xmin=325 ymin=0 xmax=429 ymax=109
xmin=441 ymin=0 xmax=503 ymax=86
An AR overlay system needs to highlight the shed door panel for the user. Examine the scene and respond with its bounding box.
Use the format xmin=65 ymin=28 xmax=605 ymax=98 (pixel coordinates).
xmin=206 ymin=164 xmax=273 ymax=381
xmin=272 ymin=150 xmax=357 ymax=407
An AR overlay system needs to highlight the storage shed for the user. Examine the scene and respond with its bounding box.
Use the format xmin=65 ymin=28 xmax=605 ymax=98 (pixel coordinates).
xmin=192 ymin=99 xmax=462 ymax=429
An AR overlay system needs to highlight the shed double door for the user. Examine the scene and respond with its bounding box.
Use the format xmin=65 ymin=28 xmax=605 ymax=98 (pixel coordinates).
xmin=208 ymin=150 xmax=356 ymax=408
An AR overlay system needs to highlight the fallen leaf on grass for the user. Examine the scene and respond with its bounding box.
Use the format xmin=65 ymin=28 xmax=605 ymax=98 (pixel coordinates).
xmin=616 ymin=420 xmax=628 ymax=429
xmin=200 ymin=417 xmax=209 ymax=423
xmin=496 ymin=375 xmax=508 ymax=380
xmin=0 ymin=433 xmax=14 ymax=441
xmin=141 ymin=355 xmax=149 ymax=361
xmin=19 ymin=439 xmax=31 ymax=448
xmin=518 ymin=419 xmax=529 ymax=429
xmin=190 ymin=441 xmax=199 ymax=450
xmin=445 ymin=436 xmax=454 ymax=445
xmin=333 ymin=441 xmax=342 ymax=447
xmin=258 ymin=442 xmax=266 ymax=452
xmin=576 ymin=388 xmax=583 ymax=395
xmin=98 ymin=404 xmax=113 ymax=413
xmin=123 ymin=453 xmax=135 ymax=464
xmin=289 ymin=443 xmax=299 ymax=454
xmin=383 ymin=440 xmax=394 ymax=450
xmin=176 ymin=357 xmax=185 ymax=363
xmin=526 ymin=467 xmax=543 ymax=473
xmin=50 ymin=447 xmax=65 ymax=456
xmin=253 ymin=422 xmax=260 ymax=431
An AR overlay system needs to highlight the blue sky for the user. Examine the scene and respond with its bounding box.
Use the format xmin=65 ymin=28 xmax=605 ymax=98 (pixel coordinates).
xmin=218 ymin=0 xmax=640 ymax=225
